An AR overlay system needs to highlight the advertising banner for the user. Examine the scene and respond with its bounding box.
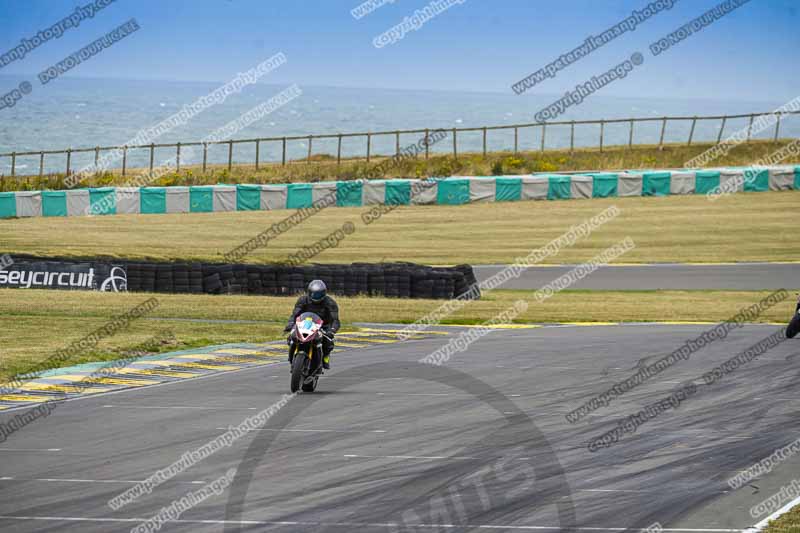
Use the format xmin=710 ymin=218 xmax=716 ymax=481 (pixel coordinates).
xmin=0 ymin=258 xmax=127 ymax=292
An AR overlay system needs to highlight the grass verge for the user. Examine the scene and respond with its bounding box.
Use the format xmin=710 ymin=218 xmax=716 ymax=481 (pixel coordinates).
xmin=1 ymin=190 xmax=799 ymax=265
xmin=0 ymin=288 xmax=794 ymax=383
xmin=763 ymin=505 xmax=800 ymax=533
xmin=1 ymin=140 xmax=797 ymax=191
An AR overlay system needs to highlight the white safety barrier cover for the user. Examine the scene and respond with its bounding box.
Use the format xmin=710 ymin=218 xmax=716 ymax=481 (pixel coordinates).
xmin=115 ymin=187 xmax=140 ymax=214
xmin=521 ymin=176 xmax=548 ymax=200
xmin=570 ymin=175 xmax=593 ymax=199
xmin=469 ymin=177 xmax=496 ymax=203
xmin=363 ymin=180 xmax=386 ymax=205
xmin=618 ymin=173 xmax=643 ymax=197
xmin=212 ymin=186 xmax=237 ymax=212
xmin=260 ymin=185 xmax=288 ymax=210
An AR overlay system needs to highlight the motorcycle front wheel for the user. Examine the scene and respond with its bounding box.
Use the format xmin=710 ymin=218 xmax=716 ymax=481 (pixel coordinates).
xmin=787 ymin=312 xmax=800 ymax=339
xmin=290 ymin=350 xmax=308 ymax=392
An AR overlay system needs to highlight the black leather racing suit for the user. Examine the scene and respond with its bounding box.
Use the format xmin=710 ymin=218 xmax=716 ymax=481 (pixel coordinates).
xmin=286 ymin=294 xmax=340 ymax=357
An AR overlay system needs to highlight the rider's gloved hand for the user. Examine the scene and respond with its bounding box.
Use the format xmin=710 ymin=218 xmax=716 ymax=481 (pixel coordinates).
xmin=283 ymin=325 xmax=292 ymax=333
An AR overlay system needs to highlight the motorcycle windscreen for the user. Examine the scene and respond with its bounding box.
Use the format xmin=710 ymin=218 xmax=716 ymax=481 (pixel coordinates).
xmin=296 ymin=312 xmax=323 ymax=337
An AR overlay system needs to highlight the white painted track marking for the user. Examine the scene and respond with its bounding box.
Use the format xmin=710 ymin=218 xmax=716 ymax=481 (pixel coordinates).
xmin=0 ymin=515 xmax=746 ymax=531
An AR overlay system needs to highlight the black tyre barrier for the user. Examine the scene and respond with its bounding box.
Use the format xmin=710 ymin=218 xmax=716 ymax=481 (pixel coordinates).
xmin=1 ymin=255 xmax=482 ymax=300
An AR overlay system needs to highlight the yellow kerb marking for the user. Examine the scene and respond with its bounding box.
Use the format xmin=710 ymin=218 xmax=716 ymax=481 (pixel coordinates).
xmin=174 ymin=354 xmax=224 ymax=361
xmin=336 ymin=337 xmax=397 ymax=344
xmin=43 ymin=375 xmax=159 ymax=386
xmin=115 ymin=368 xmax=197 ymax=378
xmin=652 ymin=321 xmax=717 ymax=325
xmin=334 ymin=342 xmax=371 ymax=348
xmin=357 ymin=328 xmax=450 ymax=336
xmin=450 ymin=324 xmax=540 ymax=329
xmin=212 ymin=348 xmax=260 ymax=355
xmin=18 ymin=383 xmax=112 ymax=394
xmin=167 ymin=362 xmax=241 ymax=371
xmin=0 ymin=394 xmax=56 ymax=402
xmin=560 ymin=322 xmax=620 ymax=326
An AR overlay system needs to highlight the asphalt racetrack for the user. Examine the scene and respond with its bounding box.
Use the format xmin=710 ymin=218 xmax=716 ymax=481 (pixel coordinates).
xmin=1 ymin=322 xmax=799 ymax=532
xmin=473 ymin=262 xmax=800 ymax=290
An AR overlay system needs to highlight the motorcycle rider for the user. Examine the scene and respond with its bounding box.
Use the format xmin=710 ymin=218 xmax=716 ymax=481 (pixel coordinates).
xmin=285 ymin=280 xmax=340 ymax=369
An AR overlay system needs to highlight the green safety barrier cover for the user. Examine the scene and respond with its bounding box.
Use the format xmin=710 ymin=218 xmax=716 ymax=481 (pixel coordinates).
xmin=547 ymin=175 xmax=571 ymax=200
xmin=189 ymin=187 xmax=213 ymax=212
xmin=694 ymin=170 xmax=720 ymax=194
xmin=495 ymin=177 xmax=522 ymax=202
xmin=337 ymin=180 xmax=363 ymax=207
xmin=385 ymin=180 xmax=411 ymax=205
xmin=0 ymin=192 xmax=16 ymax=218
xmin=42 ymin=191 xmax=67 ymax=217
xmin=642 ymin=171 xmax=671 ymax=196
xmin=287 ymin=183 xmax=313 ymax=209
xmin=590 ymin=174 xmax=618 ymax=198
xmin=437 ymin=178 xmax=470 ymax=205
xmin=743 ymin=169 xmax=769 ymax=192
xmin=89 ymin=187 xmax=116 ymax=215
xmin=236 ymin=184 xmax=261 ymax=211
xmin=795 ymin=166 xmax=800 ymax=190
xmin=140 ymin=187 xmax=167 ymax=214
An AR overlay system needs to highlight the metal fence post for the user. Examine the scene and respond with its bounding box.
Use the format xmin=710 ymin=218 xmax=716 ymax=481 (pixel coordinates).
xmin=282 ymin=137 xmax=287 ymax=166
xmin=774 ymin=114 xmax=781 ymax=142
xmin=482 ymin=127 xmax=487 ymax=157
xmin=202 ymin=142 xmax=208 ymax=172
xmin=687 ymin=117 xmax=697 ymax=146
xmin=424 ymin=129 xmax=429 ymax=160
xmin=747 ymin=114 xmax=754 ymax=142
xmin=122 ymin=146 xmax=127 ymax=177
xmin=541 ymin=124 xmax=546 ymax=152
xmin=307 ymin=135 xmax=313 ymax=163
xmin=658 ymin=118 xmax=667 ymax=149
xmin=337 ymin=134 xmax=342 ymax=166
xmin=228 ymin=141 xmax=233 ymax=171
xmin=570 ymin=122 xmax=575 ymax=153
xmin=366 ymin=133 xmax=371 ymax=163
xmin=452 ymin=128 xmax=457 ymax=159
xmin=599 ymin=121 xmax=604 ymax=153
xmin=628 ymin=120 xmax=634 ymax=149
xmin=176 ymin=142 xmax=181 ymax=172
xmin=39 ymin=152 xmax=44 ymax=178
xmin=149 ymin=144 xmax=155 ymax=174
xmin=10 ymin=152 xmax=15 ymax=177
xmin=395 ymin=131 xmax=400 ymax=157
xmin=514 ymin=127 xmax=518 ymax=154
xmin=717 ymin=117 xmax=727 ymax=144
xmin=66 ymin=149 xmax=72 ymax=176
xmin=255 ymin=140 xmax=260 ymax=170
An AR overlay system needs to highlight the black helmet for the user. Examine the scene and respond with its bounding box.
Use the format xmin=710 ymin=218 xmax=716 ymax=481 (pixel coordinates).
xmin=307 ymin=279 xmax=327 ymax=303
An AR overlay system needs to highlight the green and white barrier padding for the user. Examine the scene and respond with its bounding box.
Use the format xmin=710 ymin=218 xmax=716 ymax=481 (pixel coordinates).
xmin=0 ymin=165 xmax=798 ymax=219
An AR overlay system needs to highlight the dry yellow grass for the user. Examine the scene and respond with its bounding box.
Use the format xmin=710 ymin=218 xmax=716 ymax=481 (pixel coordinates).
xmin=1 ymin=190 xmax=798 ymax=265
xmin=763 ymin=504 xmax=800 ymax=533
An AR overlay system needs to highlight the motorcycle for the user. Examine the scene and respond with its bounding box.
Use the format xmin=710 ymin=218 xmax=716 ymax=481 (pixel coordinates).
xmin=288 ymin=312 xmax=330 ymax=392
xmin=787 ymin=294 xmax=800 ymax=339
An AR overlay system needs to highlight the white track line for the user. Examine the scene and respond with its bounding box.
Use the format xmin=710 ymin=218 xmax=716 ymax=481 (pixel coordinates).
xmin=0 ymin=477 xmax=205 ymax=485
xmin=0 ymin=448 xmax=60 ymax=452
xmin=102 ymin=404 xmax=258 ymax=410
xmin=218 ymin=427 xmax=387 ymax=433
xmin=336 ymin=454 xmax=479 ymax=460
xmin=0 ymin=516 xmax=745 ymax=531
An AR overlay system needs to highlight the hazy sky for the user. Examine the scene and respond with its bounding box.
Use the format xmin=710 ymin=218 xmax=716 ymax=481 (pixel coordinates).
xmin=0 ymin=0 xmax=797 ymax=102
